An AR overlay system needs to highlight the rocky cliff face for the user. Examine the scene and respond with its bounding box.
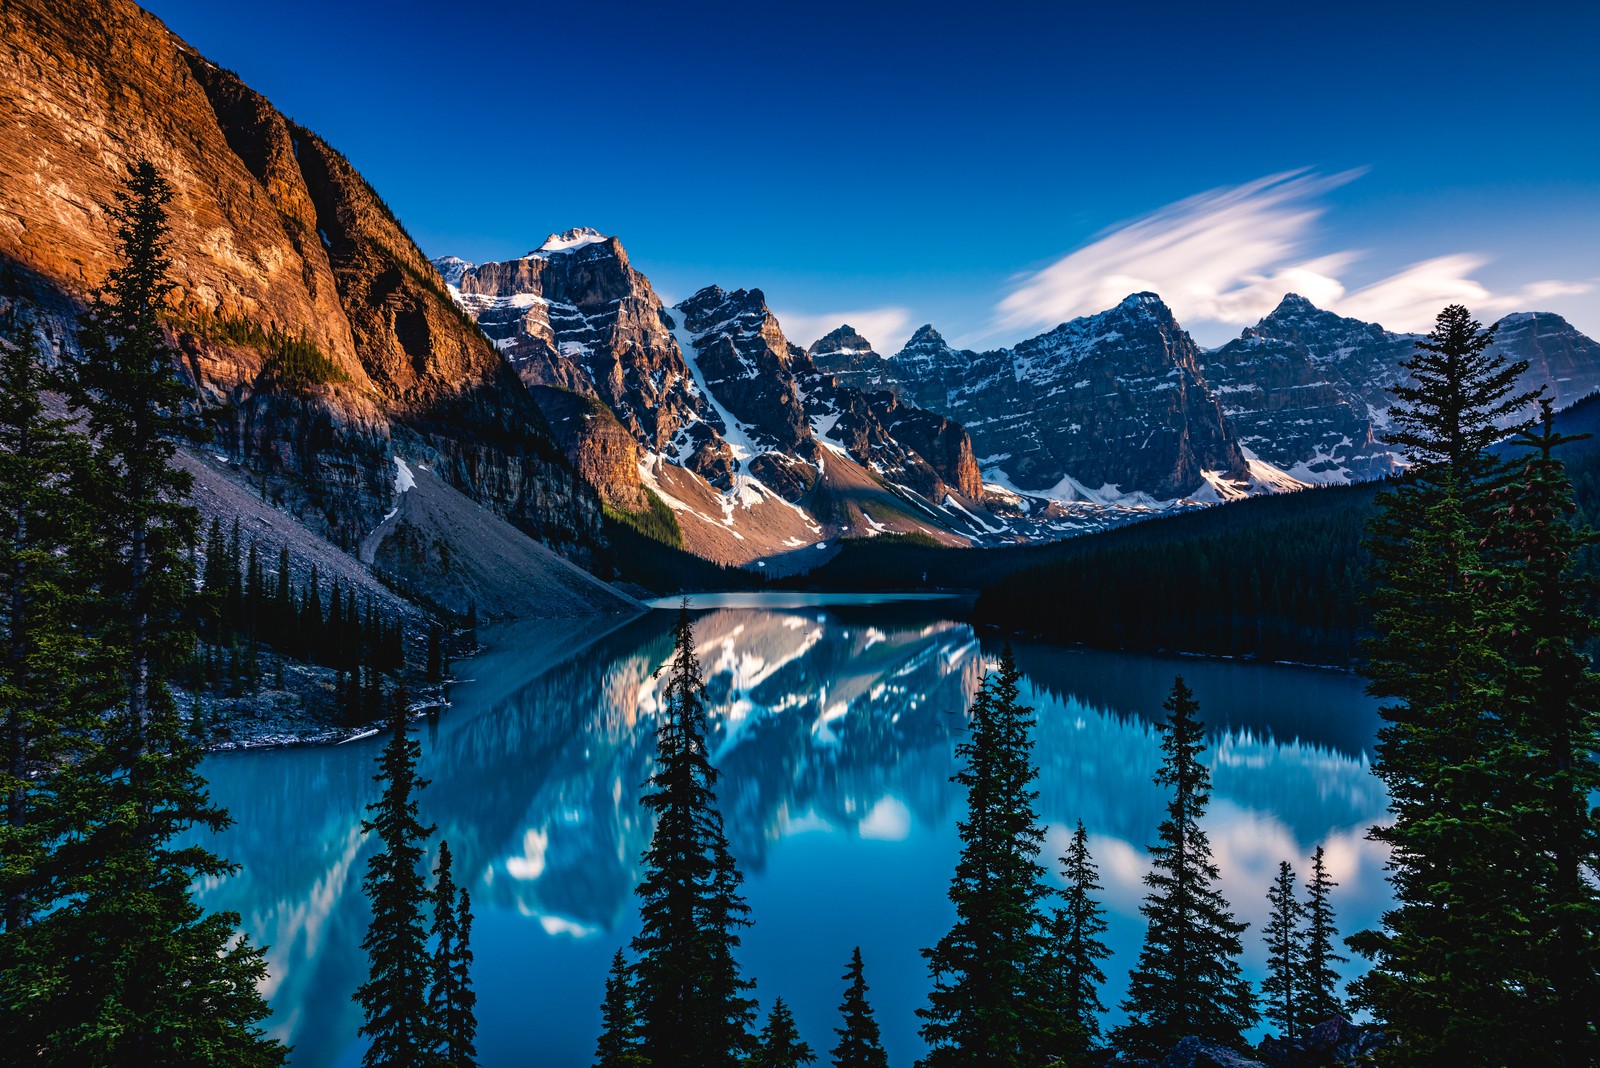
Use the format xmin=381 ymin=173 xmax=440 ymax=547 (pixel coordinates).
xmin=0 ymin=0 xmax=600 ymax=555
xmin=438 ymin=238 xmax=1005 ymax=562
xmin=807 ymin=325 xmax=893 ymax=391
xmin=1202 ymin=296 xmax=1600 ymax=483
xmin=888 ymin=294 xmax=1249 ymax=500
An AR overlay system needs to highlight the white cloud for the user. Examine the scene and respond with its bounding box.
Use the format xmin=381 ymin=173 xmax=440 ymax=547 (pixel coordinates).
xmin=772 ymin=306 xmax=914 ymax=356
xmin=995 ymin=170 xmax=1593 ymax=340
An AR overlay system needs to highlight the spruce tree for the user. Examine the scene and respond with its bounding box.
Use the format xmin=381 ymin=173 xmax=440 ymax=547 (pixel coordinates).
xmin=830 ymin=947 xmax=888 ymax=1068
xmin=1114 ymin=677 xmax=1256 ymax=1058
xmin=1350 ymin=304 xmax=1548 ymax=1064
xmin=8 ymin=158 xmax=285 ymax=1065
xmin=594 ymin=948 xmax=648 ymax=1068
xmin=1040 ymin=821 xmax=1110 ymax=1062
xmin=1261 ymin=860 xmax=1307 ymax=1041
xmin=630 ymin=605 xmax=756 ymax=1068
xmin=1494 ymin=400 xmax=1600 ymax=1063
xmin=917 ymin=644 xmax=1050 ymax=1067
xmin=427 ymin=840 xmax=476 ymax=1068
xmin=356 ymin=690 xmax=436 ymax=1065
xmin=1300 ymin=846 xmax=1345 ymax=1026
xmin=754 ymin=997 xmax=816 ymax=1068
xmin=0 ymin=319 xmax=95 ymax=935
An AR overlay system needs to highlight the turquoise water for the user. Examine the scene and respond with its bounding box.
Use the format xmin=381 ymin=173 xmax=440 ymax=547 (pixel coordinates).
xmin=194 ymin=596 xmax=1389 ymax=1066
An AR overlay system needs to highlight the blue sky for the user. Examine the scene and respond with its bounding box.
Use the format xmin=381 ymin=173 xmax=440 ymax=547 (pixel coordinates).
xmin=145 ymin=0 xmax=1599 ymax=350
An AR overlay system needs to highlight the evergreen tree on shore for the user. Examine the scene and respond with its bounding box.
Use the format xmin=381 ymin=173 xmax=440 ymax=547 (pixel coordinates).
xmin=830 ymin=947 xmax=888 ymax=1068
xmin=1494 ymin=400 xmax=1600 ymax=1063
xmin=357 ymin=691 xmax=435 ymax=1065
xmin=0 ymin=319 xmax=96 ymax=936
xmin=593 ymin=949 xmax=648 ymax=1068
xmin=630 ymin=605 xmax=756 ymax=1068
xmin=5 ymin=159 xmax=283 ymax=1065
xmin=1041 ymin=820 xmax=1110 ymax=1062
xmin=1300 ymin=846 xmax=1345 ymax=1025
xmin=1262 ymin=861 xmax=1307 ymax=1041
xmin=428 ymin=840 xmax=476 ymax=1067
xmin=1350 ymin=304 xmax=1553 ymax=1064
xmin=754 ymin=997 xmax=815 ymax=1068
xmin=1114 ymin=677 xmax=1256 ymax=1057
xmin=917 ymin=645 xmax=1050 ymax=1067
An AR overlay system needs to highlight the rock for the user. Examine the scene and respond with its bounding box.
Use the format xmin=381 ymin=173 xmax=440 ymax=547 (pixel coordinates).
xmin=886 ymin=294 xmax=1249 ymax=500
xmin=0 ymin=0 xmax=603 ymax=557
xmin=1159 ymin=1035 xmax=1268 ymax=1068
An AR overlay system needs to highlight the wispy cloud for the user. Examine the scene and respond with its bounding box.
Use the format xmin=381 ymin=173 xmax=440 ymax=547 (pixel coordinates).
xmin=995 ymin=170 xmax=1592 ymax=339
xmin=773 ymin=306 xmax=915 ymax=356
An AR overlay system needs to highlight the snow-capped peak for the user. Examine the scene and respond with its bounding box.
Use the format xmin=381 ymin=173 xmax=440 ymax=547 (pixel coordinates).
xmin=533 ymin=227 xmax=608 ymax=255
xmin=432 ymin=255 xmax=473 ymax=286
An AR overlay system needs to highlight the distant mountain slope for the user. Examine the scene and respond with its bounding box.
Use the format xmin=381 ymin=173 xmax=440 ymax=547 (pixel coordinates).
xmin=0 ymin=0 xmax=601 ymax=562
xmin=864 ymin=293 xmax=1600 ymax=502
xmin=435 ymin=241 xmax=1064 ymax=567
xmin=884 ymin=294 xmax=1255 ymax=500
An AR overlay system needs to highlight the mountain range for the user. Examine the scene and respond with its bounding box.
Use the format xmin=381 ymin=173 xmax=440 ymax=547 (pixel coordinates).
xmin=3 ymin=0 xmax=1598 ymax=597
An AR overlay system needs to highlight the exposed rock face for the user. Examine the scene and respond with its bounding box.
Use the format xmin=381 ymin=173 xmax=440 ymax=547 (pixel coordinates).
xmin=807 ymin=324 xmax=893 ymax=391
xmin=671 ymin=285 xmax=815 ymax=462
xmin=447 ymin=230 xmax=705 ymax=453
xmin=888 ymin=294 xmax=1249 ymax=499
xmin=1488 ymin=311 xmax=1600 ymax=410
xmin=0 ymin=0 xmax=602 ymax=558
xmin=1204 ymin=295 xmax=1399 ymax=482
xmin=1202 ymin=296 xmax=1600 ymax=483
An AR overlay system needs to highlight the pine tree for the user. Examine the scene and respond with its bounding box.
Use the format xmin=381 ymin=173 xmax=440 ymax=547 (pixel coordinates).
xmin=594 ymin=949 xmax=648 ymax=1068
xmin=917 ymin=644 xmax=1050 ymax=1067
xmin=7 ymin=158 xmax=286 ymax=1065
xmin=1114 ymin=677 xmax=1256 ymax=1058
xmin=428 ymin=840 xmax=476 ymax=1067
xmin=1300 ymin=846 xmax=1345 ymax=1026
xmin=753 ymin=997 xmax=815 ymax=1068
xmin=1040 ymin=821 xmax=1111 ymax=1062
xmin=356 ymin=689 xmax=436 ymax=1065
xmin=1261 ymin=861 xmax=1307 ymax=1041
xmin=630 ymin=604 xmax=756 ymax=1068
xmin=1493 ymin=400 xmax=1600 ymax=1063
xmin=1350 ymin=304 xmax=1549 ymax=1064
xmin=0 ymin=319 xmax=98 ymax=935
xmin=830 ymin=947 xmax=888 ymax=1068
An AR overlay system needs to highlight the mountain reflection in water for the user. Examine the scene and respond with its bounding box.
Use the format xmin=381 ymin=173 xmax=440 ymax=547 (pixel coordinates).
xmin=193 ymin=599 xmax=1389 ymax=1068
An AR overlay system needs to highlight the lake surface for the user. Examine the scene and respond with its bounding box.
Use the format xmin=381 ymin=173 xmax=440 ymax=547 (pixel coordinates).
xmin=194 ymin=594 xmax=1390 ymax=1067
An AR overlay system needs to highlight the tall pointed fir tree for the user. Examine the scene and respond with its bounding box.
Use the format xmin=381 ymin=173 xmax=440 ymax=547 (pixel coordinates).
xmin=1492 ymin=399 xmax=1600 ymax=1063
xmin=1300 ymin=846 xmax=1345 ymax=1026
xmin=6 ymin=159 xmax=284 ymax=1064
xmin=630 ymin=604 xmax=756 ymax=1068
xmin=357 ymin=689 xmax=436 ymax=1066
xmin=1114 ymin=677 xmax=1256 ymax=1058
xmin=1040 ymin=820 xmax=1111 ymax=1063
xmin=831 ymin=947 xmax=888 ymax=1068
xmin=594 ymin=949 xmax=648 ymax=1068
xmin=1261 ymin=861 xmax=1307 ymax=1041
xmin=754 ymin=997 xmax=816 ymax=1068
xmin=1349 ymin=304 xmax=1552 ymax=1065
xmin=917 ymin=644 xmax=1050 ymax=1067
xmin=0 ymin=318 xmax=96 ymax=938
xmin=428 ymin=839 xmax=477 ymax=1068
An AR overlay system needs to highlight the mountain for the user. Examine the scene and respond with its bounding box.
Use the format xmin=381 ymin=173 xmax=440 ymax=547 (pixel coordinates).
xmin=1202 ymin=295 xmax=1600 ymax=483
xmin=435 ymin=241 xmax=1033 ymax=567
xmin=0 ymin=0 xmax=608 ymax=597
xmin=885 ymin=293 xmax=1257 ymax=501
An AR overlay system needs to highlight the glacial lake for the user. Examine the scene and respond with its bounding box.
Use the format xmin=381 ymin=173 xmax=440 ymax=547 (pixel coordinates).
xmin=194 ymin=594 xmax=1390 ymax=1067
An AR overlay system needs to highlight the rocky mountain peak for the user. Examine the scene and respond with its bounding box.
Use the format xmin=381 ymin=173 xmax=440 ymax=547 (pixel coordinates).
xmin=532 ymin=227 xmax=609 ymax=255
xmin=809 ymin=324 xmax=876 ymax=358
xmin=433 ymin=255 xmax=473 ymax=287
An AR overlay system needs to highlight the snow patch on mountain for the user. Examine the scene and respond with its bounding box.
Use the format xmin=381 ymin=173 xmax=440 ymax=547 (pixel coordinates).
xmin=533 ymin=227 xmax=608 ymax=254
